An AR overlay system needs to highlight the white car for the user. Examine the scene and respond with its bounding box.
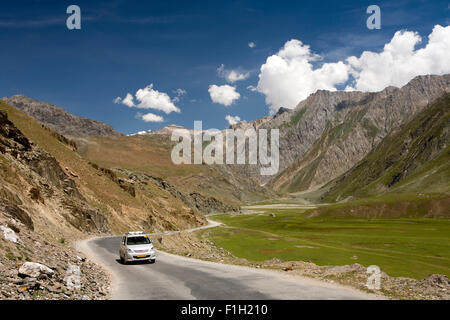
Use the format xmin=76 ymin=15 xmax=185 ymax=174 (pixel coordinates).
xmin=119 ymin=231 xmax=156 ymax=264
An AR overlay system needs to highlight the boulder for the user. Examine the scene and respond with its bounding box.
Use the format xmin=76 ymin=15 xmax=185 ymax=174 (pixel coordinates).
xmin=0 ymin=225 xmax=18 ymax=243
xmin=18 ymin=262 xmax=54 ymax=278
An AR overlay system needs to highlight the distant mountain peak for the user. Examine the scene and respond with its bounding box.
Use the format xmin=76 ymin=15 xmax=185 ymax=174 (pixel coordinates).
xmin=274 ymin=107 xmax=291 ymax=117
xmin=229 ymin=74 xmax=450 ymax=188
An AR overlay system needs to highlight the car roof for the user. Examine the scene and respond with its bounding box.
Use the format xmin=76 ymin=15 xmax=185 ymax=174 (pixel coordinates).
xmin=125 ymin=231 xmax=145 ymax=236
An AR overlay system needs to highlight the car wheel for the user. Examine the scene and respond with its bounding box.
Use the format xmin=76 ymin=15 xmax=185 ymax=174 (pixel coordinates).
xmin=150 ymin=259 xmax=156 ymax=264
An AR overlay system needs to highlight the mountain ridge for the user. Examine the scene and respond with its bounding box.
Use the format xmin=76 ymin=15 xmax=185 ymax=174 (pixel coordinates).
xmin=4 ymin=74 xmax=449 ymax=201
xmin=0 ymin=99 xmax=208 ymax=235
xmin=1 ymin=95 xmax=122 ymax=137
xmin=262 ymin=74 xmax=450 ymax=192
xmin=321 ymin=92 xmax=450 ymax=202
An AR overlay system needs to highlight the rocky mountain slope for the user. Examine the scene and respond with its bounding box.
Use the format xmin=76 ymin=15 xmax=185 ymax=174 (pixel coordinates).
xmin=0 ymin=106 xmax=112 ymax=299
xmin=0 ymin=94 xmax=272 ymax=207
xmin=0 ymin=100 xmax=208 ymax=235
xmin=74 ymin=133 xmax=273 ymax=207
xmin=322 ymin=93 xmax=450 ymax=203
xmin=232 ymin=74 xmax=450 ymax=192
xmin=2 ymin=93 xmax=266 ymax=298
xmin=1 ymin=95 xmax=121 ymax=137
xmin=0 ymin=108 xmax=109 ymax=236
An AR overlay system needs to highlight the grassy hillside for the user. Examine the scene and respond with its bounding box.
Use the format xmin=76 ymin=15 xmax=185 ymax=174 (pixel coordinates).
xmin=322 ymin=93 xmax=450 ymax=203
xmin=75 ymin=134 xmax=272 ymax=206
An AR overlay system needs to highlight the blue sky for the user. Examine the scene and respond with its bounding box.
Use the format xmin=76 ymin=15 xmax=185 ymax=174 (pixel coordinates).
xmin=0 ymin=0 xmax=449 ymax=134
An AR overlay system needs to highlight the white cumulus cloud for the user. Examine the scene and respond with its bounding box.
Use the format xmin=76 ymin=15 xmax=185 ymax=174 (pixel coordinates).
xmin=115 ymin=84 xmax=180 ymax=114
xmin=257 ymin=39 xmax=349 ymax=114
xmin=346 ymin=24 xmax=450 ymax=91
xmin=217 ymin=64 xmax=250 ymax=83
xmin=256 ymin=25 xmax=450 ymax=114
xmin=135 ymin=84 xmax=180 ymax=114
xmin=208 ymin=84 xmax=241 ymax=106
xmin=225 ymin=115 xmax=241 ymax=125
xmin=114 ymin=93 xmax=135 ymax=107
xmin=248 ymin=42 xmax=256 ymax=48
xmin=141 ymin=112 xmax=164 ymax=122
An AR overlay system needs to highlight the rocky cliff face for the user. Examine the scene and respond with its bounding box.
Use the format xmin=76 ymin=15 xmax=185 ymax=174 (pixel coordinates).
xmin=141 ymin=173 xmax=240 ymax=214
xmin=90 ymin=165 xmax=240 ymax=214
xmin=0 ymin=109 xmax=110 ymax=234
xmin=231 ymin=74 xmax=450 ymax=192
xmin=0 ymin=107 xmax=114 ymax=299
xmin=322 ymin=93 xmax=450 ymax=202
xmin=1 ymin=95 xmax=121 ymax=137
xmin=74 ymin=132 xmax=274 ymax=207
xmin=0 ymin=99 xmax=208 ymax=235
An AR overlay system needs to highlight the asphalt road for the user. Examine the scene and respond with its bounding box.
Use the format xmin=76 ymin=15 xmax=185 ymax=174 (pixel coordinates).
xmin=79 ymin=236 xmax=382 ymax=300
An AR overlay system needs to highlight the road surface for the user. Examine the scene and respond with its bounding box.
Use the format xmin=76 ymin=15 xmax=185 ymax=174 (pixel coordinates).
xmin=242 ymin=204 xmax=318 ymax=209
xmin=149 ymin=219 xmax=222 ymax=237
xmin=78 ymin=231 xmax=382 ymax=300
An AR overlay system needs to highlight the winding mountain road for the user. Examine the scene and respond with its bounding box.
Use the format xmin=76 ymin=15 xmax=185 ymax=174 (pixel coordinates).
xmin=77 ymin=220 xmax=382 ymax=300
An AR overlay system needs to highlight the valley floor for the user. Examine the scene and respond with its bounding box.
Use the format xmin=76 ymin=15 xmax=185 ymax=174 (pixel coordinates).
xmin=155 ymin=204 xmax=450 ymax=300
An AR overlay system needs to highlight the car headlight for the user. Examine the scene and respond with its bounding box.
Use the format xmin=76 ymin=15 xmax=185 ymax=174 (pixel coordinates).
xmin=127 ymin=248 xmax=134 ymax=253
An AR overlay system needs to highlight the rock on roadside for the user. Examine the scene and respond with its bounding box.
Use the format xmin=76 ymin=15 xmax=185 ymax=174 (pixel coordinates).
xmin=18 ymin=262 xmax=54 ymax=278
xmin=0 ymin=225 xmax=19 ymax=243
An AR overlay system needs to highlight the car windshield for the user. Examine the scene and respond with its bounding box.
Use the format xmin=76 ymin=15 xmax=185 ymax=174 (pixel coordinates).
xmin=126 ymin=236 xmax=151 ymax=245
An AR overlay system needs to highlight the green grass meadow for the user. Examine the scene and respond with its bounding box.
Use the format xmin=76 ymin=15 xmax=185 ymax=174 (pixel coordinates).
xmin=205 ymin=209 xmax=450 ymax=279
